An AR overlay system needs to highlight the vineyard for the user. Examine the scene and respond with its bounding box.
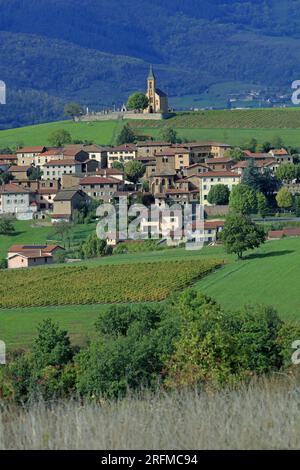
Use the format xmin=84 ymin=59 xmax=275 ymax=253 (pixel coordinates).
xmin=129 ymin=108 xmax=300 ymax=130
xmin=0 ymin=259 xmax=222 ymax=308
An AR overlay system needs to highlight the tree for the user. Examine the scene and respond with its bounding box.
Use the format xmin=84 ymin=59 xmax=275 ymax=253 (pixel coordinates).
xmin=207 ymin=184 xmax=230 ymax=205
xmin=276 ymin=187 xmax=293 ymax=210
xmin=48 ymin=129 xmax=72 ymax=147
xmin=32 ymin=318 xmax=73 ymax=369
xmin=293 ymin=195 xmax=300 ymax=217
xmin=271 ymin=135 xmax=284 ymax=149
xmin=28 ymin=166 xmax=43 ymax=181
xmin=0 ymin=217 xmax=15 ymax=235
xmin=229 ymin=184 xmax=257 ymax=215
xmin=220 ymin=213 xmax=265 ymax=259
xmin=224 ymin=147 xmax=244 ymax=162
xmin=127 ymin=92 xmax=149 ymax=112
xmin=112 ymin=161 xmax=124 ymax=170
xmin=125 ymin=160 xmax=145 ymax=187
xmin=276 ymin=164 xmax=296 ymax=183
xmin=256 ymin=141 xmax=271 ymax=153
xmin=256 ymin=192 xmax=268 ymax=218
xmin=242 ymin=138 xmax=257 ymax=152
xmin=116 ymin=124 xmax=136 ymax=145
xmin=242 ymin=159 xmax=261 ymax=192
xmin=0 ymin=172 xmax=13 ymax=185
xmin=64 ymin=102 xmax=83 ymax=121
xmin=159 ymin=127 xmax=179 ymax=144
xmin=80 ymin=233 xmax=107 ymax=258
xmin=53 ymin=221 xmax=72 ymax=247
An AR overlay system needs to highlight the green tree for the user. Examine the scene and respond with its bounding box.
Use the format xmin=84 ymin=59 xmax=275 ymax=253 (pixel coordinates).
xmin=276 ymin=187 xmax=293 ymax=210
xmin=64 ymin=102 xmax=83 ymax=121
xmin=0 ymin=172 xmax=13 ymax=185
xmin=28 ymin=166 xmax=43 ymax=181
xmin=293 ymin=195 xmax=300 ymax=217
xmin=53 ymin=221 xmax=73 ymax=248
xmin=256 ymin=141 xmax=271 ymax=153
xmin=164 ymin=290 xmax=284 ymax=390
xmin=207 ymin=184 xmax=230 ymax=205
xmin=0 ymin=217 xmax=15 ymax=235
xmin=256 ymin=192 xmax=268 ymax=218
xmin=125 ymin=160 xmax=145 ymax=187
xmin=224 ymin=147 xmax=244 ymax=162
xmin=48 ymin=129 xmax=72 ymax=147
xmin=159 ymin=127 xmax=179 ymax=144
xmin=112 ymin=161 xmax=124 ymax=170
xmin=116 ymin=124 xmax=136 ymax=145
xmin=32 ymin=318 xmax=73 ymax=369
xmin=229 ymin=184 xmax=257 ymax=215
xmin=242 ymin=138 xmax=257 ymax=152
xmin=271 ymin=136 xmax=284 ymax=149
xmin=127 ymin=92 xmax=149 ymax=112
xmin=241 ymin=159 xmax=261 ymax=192
xmin=80 ymin=233 xmax=107 ymax=258
xmin=276 ymin=164 xmax=296 ymax=183
xmin=220 ymin=213 xmax=265 ymax=259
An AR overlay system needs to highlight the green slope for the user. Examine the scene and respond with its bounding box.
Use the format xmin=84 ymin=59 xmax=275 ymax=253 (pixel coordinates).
xmin=3 ymin=109 xmax=300 ymax=148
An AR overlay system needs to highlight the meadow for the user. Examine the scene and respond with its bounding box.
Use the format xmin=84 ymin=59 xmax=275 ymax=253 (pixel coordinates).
xmin=2 ymin=108 xmax=300 ymax=147
xmin=0 ymin=219 xmax=97 ymax=260
xmin=1 ymin=237 xmax=300 ymax=350
xmin=1 ymin=377 xmax=300 ymax=449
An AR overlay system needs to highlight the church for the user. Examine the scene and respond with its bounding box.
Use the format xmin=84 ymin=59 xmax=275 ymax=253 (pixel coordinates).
xmin=145 ymin=66 xmax=169 ymax=114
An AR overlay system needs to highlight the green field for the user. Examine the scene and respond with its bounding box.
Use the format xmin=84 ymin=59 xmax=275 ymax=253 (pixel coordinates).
xmin=3 ymin=108 xmax=300 ymax=148
xmin=1 ymin=238 xmax=300 ymax=351
xmin=0 ymin=220 xmax=97 ymax=260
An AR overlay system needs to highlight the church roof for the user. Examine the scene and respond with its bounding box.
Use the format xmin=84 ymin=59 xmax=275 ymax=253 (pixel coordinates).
xmin=148 ymin=65 xmax=156 ymax=80
xmin=155 ymin=88 xmax=167 ymax=97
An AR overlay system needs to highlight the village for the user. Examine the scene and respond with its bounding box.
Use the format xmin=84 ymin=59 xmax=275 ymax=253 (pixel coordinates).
xmin=0 ymin=68 xmax=299 ymax=269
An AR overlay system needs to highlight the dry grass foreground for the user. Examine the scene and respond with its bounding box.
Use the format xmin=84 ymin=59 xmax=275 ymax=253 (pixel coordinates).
xmin=0 ymin=376 xmax=299 ymax=450
xmin=0 ymin=259 xmax=222 ymax=308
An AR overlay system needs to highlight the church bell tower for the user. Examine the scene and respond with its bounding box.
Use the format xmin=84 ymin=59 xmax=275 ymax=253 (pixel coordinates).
xmin=147 ymin=65 xmax=156 ymax=113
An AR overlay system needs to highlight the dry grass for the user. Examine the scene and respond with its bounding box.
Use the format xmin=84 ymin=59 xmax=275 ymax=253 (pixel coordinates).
xmin=1 ymin=376 xmax=300 ymax=450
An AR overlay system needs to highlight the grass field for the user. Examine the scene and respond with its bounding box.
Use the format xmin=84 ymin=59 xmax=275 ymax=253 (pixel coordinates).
xmin=0 ymin=220 xmax=97 ymax=260
xmin=1 ymin=237 xmax=300 ymax=351
xmin=3 ymin=108 xmax=300 ymax=148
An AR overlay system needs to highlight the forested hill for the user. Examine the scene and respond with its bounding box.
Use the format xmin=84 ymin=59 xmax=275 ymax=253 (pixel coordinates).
xmin=1 ymin=0 xmax=300 ymax=129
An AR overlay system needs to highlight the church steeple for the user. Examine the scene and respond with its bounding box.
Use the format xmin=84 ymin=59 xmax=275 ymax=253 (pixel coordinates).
xmin=147 ymin=65 xmax=156 ymax=113
xmin=148 ymin=64 xmax=156 ymax=81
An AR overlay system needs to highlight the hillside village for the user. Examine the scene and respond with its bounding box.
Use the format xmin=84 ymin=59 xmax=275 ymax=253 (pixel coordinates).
xmin=0 ymin=135 xmax=298 ymax=269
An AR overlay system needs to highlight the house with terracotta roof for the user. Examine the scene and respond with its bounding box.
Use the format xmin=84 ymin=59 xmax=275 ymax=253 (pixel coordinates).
xmin=42 ymin=160 xmax=83 ymax=181
xmin=177 ymin=142 xmax=232 ymax=160
xmin=0 ymin=154 xmax=18 ymax=165
xmin=182 ymin=163 xmax=210 ymax=178
xmin=136 ymin=141 xmax=171 ymax=159
xmin=269 ymin=148 xmax=292 ymax=164
xmin=206 ymin=157 xmax=234 ymax=171
xmin=17 ymin=146 xmax=46 ymax=166
xmin=155 ymin=147 xmax=192 ymax=173
xmin=79 ymin=175 xmax=120 ymax=202
xmin=8 ymin=165 xmax=32 ymax=181
xmin=107 ymin=144 xmax=138 ymax=168
xmin=0 ymin=183 xmax=33 ymax=214
xmin=232 ymin=159 xmax=279 ymax=175
xmin=7 ymin=244 xmax=63 ymax=269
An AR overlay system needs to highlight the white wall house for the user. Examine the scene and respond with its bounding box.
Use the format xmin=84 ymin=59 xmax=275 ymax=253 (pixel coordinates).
xmin=107 ymin=145 xmax=137 ymax=168
xmin=0 ymin=183 xmax=31 ymax=214
xmin=42 ymin=160 xmax=82 ymax=181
